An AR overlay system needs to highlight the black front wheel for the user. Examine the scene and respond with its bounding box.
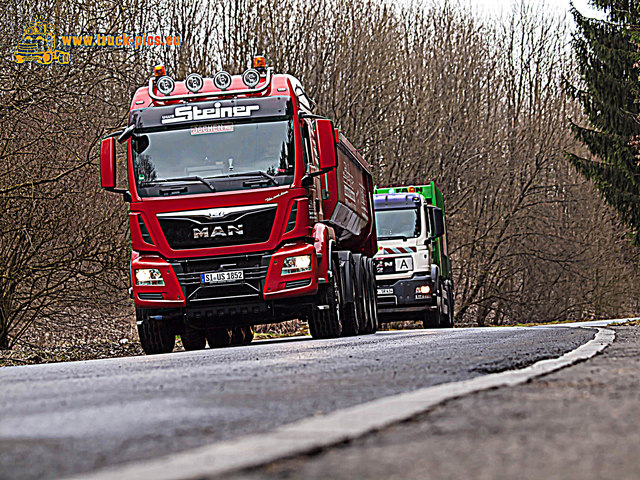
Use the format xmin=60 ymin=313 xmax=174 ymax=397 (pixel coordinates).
xmin=308 ymin=258 xmax=342 ymax=339
xmin=182 ymin=326 xmax=207 ymax=351
xmin=136 ymin=309 xmax=175 ymax=355
xmin=207 ymin=328 xmax=232 ymax=348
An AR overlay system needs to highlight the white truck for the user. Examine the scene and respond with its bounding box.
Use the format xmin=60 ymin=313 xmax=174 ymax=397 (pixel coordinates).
xmin=373 ymin=183 xmax=454 ymax=328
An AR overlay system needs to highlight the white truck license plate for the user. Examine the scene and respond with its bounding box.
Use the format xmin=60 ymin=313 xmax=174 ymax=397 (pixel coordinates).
xmin=201 ymin=271 xmax=244 ymax=284
xmin=377 ymin=288 xmax=393 ymax=295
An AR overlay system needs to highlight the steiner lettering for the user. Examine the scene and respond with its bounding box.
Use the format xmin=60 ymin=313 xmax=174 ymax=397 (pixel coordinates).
xmin=162 ymin=104 xmax=260 ymax=124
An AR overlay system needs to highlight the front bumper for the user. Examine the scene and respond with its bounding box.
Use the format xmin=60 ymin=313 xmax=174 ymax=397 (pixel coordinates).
xmin=376 ymin=273 xmax=436 ymax=319
xmin=131 ymin=242 xmax=319 ymax=322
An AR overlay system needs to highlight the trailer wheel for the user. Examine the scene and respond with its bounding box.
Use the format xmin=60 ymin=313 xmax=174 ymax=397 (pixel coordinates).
xmin=207 ymin=328 xmax=232 ymax=348
xmin=136 ymin=309 xmax=175 ymax=355
xmin=182 ymin=326 xmax=207 ymax=351
xmin=366 ymin=258 xmax=379 ymax=333
xmin=353 ymin=255 xmax=368 ymax=334
xmin=340 ymin=253 xmax=360 ymax=336
xmin=308 ymin=258 xmax=342 ymax=339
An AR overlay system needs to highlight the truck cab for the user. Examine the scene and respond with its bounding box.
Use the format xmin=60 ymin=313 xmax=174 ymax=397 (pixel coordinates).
xmin=373 ymin=183 xmax=454 ymax=328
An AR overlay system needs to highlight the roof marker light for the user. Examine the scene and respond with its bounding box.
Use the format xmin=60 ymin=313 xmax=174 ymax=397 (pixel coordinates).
xmin=409 ymin=186 xmax=415 ymax=192
xmin=242 ymin=68 xmax=261 ymax=88
xmin=213 ymin=71 xmax=232 ymax=90
xmin=253 ymin=55 xmax=267 ymax=70
xmin=154 ymin=65 xmax=166 ymax=77
xmin=185 ymin=73 xmax=204 ymax=93
xmin=156 ymin=75 xmax=175 ymax=95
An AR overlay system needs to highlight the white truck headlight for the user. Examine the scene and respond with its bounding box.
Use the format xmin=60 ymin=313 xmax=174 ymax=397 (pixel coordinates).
xmin=281 ymin=255 xmax=312 ymax=275
xmin=135 ymin=268 xmax=165 ymax=286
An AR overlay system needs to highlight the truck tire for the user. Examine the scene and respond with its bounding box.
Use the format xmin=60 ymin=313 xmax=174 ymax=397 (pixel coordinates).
xmin=423 ymin=280 xmax=453 ymax=328
xmin=243 ymin=326 xmax=254 ymax=344
xmin=136 ymin=309 xmax=175 ymax=355
xmin=207 ymin=328 xmax=232 ymax=348
xmin=440 ymin=283 xmax=455 ymax=328
xmin=230 ymin=327 xmax=245 ymax=346
xmin=359 ymin=256 xmax=373 ymax=334
xmin=367 ymin=258 xmax=379 ymax=333
xmin=182 ymin=326 xmax=207 ymax=351
xmin=308 ymin=258 xmax=342 ymax=339
xmin=230 ymin=326 xmax=254 ymax=345
xmin=340 ymin=252 xmax=360 ymax=336
xmin=353 ymin=254 xmax=368 ymax=334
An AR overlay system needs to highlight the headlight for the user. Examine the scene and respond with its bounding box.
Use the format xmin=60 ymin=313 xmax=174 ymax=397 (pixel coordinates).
xmin=415 ymin=285 xmax=432 ymax=295
xmin=281 ymin=255 xmax=312 ymax=275
xmin=135 ymin=268 xmax=165 ymax=286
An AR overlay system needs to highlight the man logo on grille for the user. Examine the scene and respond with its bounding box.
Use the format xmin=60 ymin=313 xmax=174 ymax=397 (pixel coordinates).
xmin=193 ymin=224 xmax=244 ymax=239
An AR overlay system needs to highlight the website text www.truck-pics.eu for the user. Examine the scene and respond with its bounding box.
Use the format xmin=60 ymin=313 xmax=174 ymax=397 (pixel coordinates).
xmin=60 ymin=33 xmax=180 ymax=49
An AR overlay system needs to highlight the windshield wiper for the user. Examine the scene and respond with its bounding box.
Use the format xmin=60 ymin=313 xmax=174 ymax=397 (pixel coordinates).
xmin=211 ymin=170 xmax=278 ymax=186
xmin=141 ymin=176 xmax=216 ymax=192
xmin=378 ymin=235 xmax=409 ymax=241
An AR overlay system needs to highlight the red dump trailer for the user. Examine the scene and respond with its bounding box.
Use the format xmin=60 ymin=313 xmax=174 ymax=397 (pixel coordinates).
xmin=100 ymin=57 xmax=378 ymax=354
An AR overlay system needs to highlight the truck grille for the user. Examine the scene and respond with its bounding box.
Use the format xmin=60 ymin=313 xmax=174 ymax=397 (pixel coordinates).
xmin=171 ymin=253 xmax=269 ymax=304
xmin=157 ymin=204 xmax=277 ymax=250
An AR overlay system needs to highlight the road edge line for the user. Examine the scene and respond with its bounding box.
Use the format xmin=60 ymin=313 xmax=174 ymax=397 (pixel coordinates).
xmin=69 ymin=327 xmax=615 ymax=480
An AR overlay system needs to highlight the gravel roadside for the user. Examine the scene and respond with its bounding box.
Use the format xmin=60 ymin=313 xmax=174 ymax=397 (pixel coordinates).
xmin=230 ymin=325 xmax=640 ymax=480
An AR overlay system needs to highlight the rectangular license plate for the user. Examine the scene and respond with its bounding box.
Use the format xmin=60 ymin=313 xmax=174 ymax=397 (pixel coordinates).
xmin=377 ymin=288 xmax=393 ymax=296
xmin=201 ymin=270 xmax=244 ymax=284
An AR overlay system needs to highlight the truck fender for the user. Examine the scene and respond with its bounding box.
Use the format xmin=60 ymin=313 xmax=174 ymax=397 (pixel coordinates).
xmin=430 ymin=264 xmax=440 ymax=292
xmin=312 ymin=223 xmax=335 ymax=283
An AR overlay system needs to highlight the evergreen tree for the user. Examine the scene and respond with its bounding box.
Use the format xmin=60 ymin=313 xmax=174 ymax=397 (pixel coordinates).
xmin=567 ymin=0 xmax=640 ymax=244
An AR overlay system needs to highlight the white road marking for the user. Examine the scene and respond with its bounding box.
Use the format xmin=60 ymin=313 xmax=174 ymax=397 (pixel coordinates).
xmin=64 ymin=324 xmax=617 ymax=480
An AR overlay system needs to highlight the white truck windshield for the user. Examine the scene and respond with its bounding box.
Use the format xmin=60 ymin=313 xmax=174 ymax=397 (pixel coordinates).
xmin=375 ymin=208 xmax=421 ymax=240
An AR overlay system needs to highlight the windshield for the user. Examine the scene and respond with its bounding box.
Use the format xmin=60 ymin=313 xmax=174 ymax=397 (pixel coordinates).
xmin=375 ymin=208 xmax=421 ymax=240
xmin=132 ymin=118 xmax=295 ymax=196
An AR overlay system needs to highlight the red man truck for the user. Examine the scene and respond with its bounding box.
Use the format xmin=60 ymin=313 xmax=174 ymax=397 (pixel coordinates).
xmin=100 ymin=57 xmax=378 ymax=354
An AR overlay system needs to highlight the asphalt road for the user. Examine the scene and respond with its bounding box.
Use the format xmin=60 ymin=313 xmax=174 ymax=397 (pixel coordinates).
xmin=0 ymin=327 xmax=593 ymax=480
xmin=233 ymin=325 xmax=640 ymax=480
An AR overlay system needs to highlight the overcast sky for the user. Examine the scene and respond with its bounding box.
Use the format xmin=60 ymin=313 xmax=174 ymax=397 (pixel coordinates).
xmin=463 ymin=0 xmax=606 ymax=19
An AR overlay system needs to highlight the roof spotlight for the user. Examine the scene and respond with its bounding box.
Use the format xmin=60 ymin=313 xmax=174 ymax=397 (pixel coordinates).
xmin=242 ymin=68 xmax=261 ymax=89
xmin=156 ymin=75 xmax=175 ymax=95
xmin=213 ymin=71 xmax=232 ymax=91
xmin=185 ymin=73 xmax=204 ymax=93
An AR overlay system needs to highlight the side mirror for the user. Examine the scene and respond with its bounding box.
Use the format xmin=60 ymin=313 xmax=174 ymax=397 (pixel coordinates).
xmin=315 ymin=118 xmax=337 ymax=171
xmin=427 ymin=206 xmax=445 ymax=239
xmin=100 ymin=137 xmax=116 ymax=189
